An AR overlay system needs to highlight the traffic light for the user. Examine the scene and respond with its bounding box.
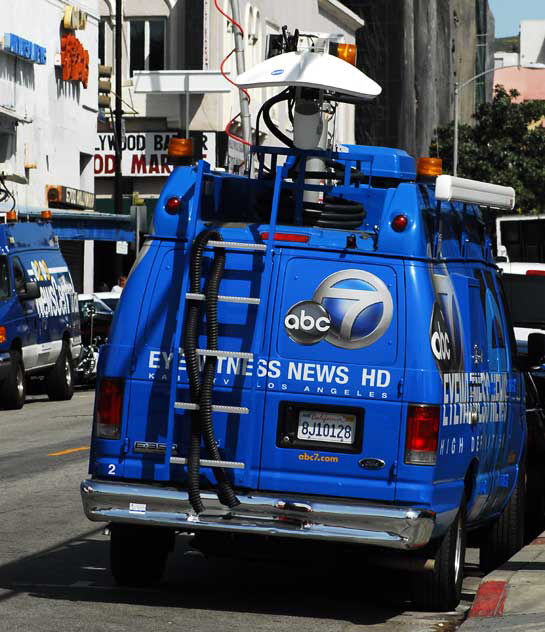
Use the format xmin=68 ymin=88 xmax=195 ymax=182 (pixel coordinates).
xmin=98 ymin=64 xmax=112 ymax=109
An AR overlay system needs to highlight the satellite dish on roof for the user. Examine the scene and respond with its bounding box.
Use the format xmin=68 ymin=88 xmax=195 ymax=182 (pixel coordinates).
xmin=236 ymin=50 xmax=382 ymax=101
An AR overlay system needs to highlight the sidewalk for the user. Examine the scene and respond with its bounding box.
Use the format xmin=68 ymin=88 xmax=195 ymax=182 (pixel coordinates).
xmin=460 ymin=534 xmax=545 ymax=630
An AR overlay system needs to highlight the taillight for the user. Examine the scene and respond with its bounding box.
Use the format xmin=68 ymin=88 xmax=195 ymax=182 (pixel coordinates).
xmin=405 ymin=404 xmax=439 ymax=465
xmin=0 ymin=327 xmax=5 ymax=343
xmin=95 ymin=378 xmax=124 ymax=439
xmin=165 ymin=196 xmax=182 ymax=214
xmin=526 ymin=270 xmax=545 ymax=276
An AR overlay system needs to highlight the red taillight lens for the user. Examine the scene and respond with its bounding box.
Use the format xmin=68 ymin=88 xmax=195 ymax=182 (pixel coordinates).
xmin=260 ymin=232 xmax=309 ymax=243
xmin=96 ymin=378 xmax=124 ymax=439
xmin=526 ymin=270 xmax=545 ymax=276
xmin=391 ymin=214 xmax=408 ymax=232
xmin=165 ymin=196 xmax=182 ymax=214
xmin=405 ymin=404 xmax=440 ymax=465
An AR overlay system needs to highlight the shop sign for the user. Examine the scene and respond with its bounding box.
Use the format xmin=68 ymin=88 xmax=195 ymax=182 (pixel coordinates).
xmin=94 ymin=132 xmax=217 ymax=177
xmin=2 ymin=33 xmax=46 ymax=64
xmin=63 ymin=6 xmax=88 ymax=30
xmin=46 ymin=185 xmax=95 ymax=209
xmin=60 ymin=34 xmax=89 ymax=88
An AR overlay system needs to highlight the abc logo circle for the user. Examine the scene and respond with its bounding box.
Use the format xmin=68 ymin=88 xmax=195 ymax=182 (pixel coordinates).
xmin=284 ymin=301 xmax=331 ymax=345
xmin=431 ymin=324 xmax=451 ymax=361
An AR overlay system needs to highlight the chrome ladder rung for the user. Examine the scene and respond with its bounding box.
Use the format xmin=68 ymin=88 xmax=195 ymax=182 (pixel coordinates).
xmin=170 ymin=457 xmax=245 ymax=470
xmin=207 ymin=240 xmax=267 ymax=252
xmin=175 ymin=402 xmax=249 ymax=414
xmin=195 ymin=349 xmax=253 ymax=359
xmin=186 ymin=292 xmax=260 ymax=305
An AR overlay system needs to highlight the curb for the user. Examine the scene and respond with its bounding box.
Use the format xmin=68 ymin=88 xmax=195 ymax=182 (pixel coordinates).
xmin=468 ymin=580 xmax=507 ymax=617
xmin=462 ymin=534 xmax=545 ymax=623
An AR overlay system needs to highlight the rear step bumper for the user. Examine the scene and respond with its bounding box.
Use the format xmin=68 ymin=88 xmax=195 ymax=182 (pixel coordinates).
xmin=81 ymin=479 xmax=437 ymax=550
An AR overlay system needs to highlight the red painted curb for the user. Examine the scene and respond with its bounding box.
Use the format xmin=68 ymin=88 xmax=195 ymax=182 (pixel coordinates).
xmin=468 ymin=580 xmax=507 ymax=617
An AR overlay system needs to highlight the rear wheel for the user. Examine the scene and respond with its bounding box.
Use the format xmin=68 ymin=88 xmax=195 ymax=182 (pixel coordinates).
xmin=411 ymin=497 xmax=466 ymax=611
xmin=110 ymin=524 xmax=174 ymax=586
xmin=480 ymin=462 xmax=525 ymax=574
xmin=1 ymin=350 xmax=26 ymax=409
xmin=46 ymin=343 xmax=74 ymax=401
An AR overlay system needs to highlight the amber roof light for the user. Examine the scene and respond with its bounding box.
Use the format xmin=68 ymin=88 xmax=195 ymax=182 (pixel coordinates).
xmin=417 ymin=157 xmax=442 ymax=177
xmin=167 ymin=137 xmax=193 ymax=165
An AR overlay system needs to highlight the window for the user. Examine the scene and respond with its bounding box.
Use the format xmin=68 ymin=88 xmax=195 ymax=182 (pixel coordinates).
xmin=0 ymin=257 xmax=10 ymax=299
xmin=12 ymin=258 xmax=26 ymax=295
xmin=129 ymin=19 xmax=166 ymax=76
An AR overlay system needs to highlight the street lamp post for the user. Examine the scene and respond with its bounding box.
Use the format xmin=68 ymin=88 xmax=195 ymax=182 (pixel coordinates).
xmin=453 ymin=63 xmax=545 ymax=176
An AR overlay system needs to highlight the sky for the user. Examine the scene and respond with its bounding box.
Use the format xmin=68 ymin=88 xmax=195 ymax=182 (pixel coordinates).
xmin=489 ymin=0 xmax=545 ymax=38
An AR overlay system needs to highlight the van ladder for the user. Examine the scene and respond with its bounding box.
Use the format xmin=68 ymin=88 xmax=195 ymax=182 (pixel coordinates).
xmin=160 ymin=163 xmax=286 ymax=512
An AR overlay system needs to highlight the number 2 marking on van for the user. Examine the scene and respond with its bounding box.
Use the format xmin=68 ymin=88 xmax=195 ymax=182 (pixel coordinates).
xmin=108 ymin=464 xmax=116 ymax=475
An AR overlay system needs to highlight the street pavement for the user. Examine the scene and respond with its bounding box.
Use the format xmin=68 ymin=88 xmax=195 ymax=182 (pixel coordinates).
xmin=0 ymin=389 xmax=510 ymax=631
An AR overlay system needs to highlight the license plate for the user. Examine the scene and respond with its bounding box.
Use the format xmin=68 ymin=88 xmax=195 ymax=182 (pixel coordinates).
xmin=297 ymin=410 xmax=357 ymax=445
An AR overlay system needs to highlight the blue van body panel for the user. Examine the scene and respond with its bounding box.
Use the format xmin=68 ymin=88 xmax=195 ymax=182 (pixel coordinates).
xmin=85 ymin=144 xmax=527 ymax=551
xmin=0 ymin=220 xmax=80 ymax=385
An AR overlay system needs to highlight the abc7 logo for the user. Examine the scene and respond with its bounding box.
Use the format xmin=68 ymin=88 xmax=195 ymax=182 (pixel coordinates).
xmin=431 ymin=323 xmax=451 ymax=361
xmin=284 ymin=301 xmax=331 ymax=345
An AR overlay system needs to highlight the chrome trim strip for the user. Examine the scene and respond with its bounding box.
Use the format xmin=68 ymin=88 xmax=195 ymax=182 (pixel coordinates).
xmin=170 ymin=457 xmax=245 ymax=469
xmin=175 ymin=402 xmax=249 ymax=414
xmin=196 ymin=349 xmax=253 ymax=359
xmin=81 ymin=479 xmax=436 ymax=550
xmin=206 ymin=240 xmax=266 ymax=251
xmin=186 ymin=293 xmax=260 ymax=305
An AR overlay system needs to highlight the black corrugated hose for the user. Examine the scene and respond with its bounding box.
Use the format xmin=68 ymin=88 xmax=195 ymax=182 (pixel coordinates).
xmin=183 ymin=229 xmax=239 ymax=513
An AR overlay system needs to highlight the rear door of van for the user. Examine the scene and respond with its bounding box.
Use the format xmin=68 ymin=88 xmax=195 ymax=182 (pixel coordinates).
xmin=256 ymin=249 xmax=405 ymax=501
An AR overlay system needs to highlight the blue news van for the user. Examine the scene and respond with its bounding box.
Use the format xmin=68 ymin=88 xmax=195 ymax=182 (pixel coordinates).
xmin=80 ymin=38 xmax=543 ymax=612
xmin=0 ymin=218 xmax=80 ymax=408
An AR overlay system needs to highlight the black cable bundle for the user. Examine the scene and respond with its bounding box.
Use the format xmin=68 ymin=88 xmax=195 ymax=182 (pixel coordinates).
xmin=183 ymin=230 xmax=239 ymax=513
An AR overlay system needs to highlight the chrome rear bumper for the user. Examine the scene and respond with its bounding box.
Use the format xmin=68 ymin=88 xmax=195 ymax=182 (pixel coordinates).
xmin=81 ymin=479 xmax=437 ymax=550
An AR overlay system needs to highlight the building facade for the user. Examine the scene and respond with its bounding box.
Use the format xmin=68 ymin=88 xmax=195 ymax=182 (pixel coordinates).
xmin=95 ymin=0 xmax=364 ymax=220
xmin=495 ymin=20 xmax=545 ymax=102
xmin=0 ymin=0 xmax=134 ymax=293
xmin=342 ymin=0 xmax=495 ymax=157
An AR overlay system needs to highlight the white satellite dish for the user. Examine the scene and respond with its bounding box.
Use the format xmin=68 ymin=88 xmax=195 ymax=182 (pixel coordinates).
xmin=236 ymin=51 xmax=382 ymax=100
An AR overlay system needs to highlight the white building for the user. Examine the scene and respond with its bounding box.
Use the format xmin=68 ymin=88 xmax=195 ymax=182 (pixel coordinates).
xmin=495 ymin=19 xmax=545 ymax=67
xmin=0 ymin=0 xmax=135 ymax=292
xmin=95 ymin=0 xmax=363 ymax=213
xmin=0 ymin=0 xmax=98 ymax=208
xmin=520 ymin=19 xmax=545 ymax=66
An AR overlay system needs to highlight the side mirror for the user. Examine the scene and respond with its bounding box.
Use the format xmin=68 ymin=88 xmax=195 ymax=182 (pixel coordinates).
xmin=18 ymin=281 xmax=41 ymax=301
xmin=527 ymin=332 xmax=545 ymax=368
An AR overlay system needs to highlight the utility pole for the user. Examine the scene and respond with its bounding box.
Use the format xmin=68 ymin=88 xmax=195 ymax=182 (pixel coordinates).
xmin=114 ymin=0 xmax=123 ymax=278
xmin=114 ymin=0 xmax=123 ymax=215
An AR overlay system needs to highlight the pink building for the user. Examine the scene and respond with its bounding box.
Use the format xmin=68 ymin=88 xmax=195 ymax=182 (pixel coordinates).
xmin=494 ymin=20 xmax=545 ymax=102
xmin=493 ymin=66 xmax=545 ymax=102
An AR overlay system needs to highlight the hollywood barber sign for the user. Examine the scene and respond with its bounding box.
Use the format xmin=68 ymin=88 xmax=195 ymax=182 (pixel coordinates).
xmin=94 ymin=132 xmax=216 ymax=177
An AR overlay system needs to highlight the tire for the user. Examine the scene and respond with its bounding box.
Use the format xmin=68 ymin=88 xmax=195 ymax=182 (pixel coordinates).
xmin=46 ymin=342 xmax=74 ymax=401
xmin=1 ymin=349 xmax=26 ymax=409
xmin=480 ymin=462 xmax=525 ymax=575
xmin=110 ymin=524 xmax=174 ymax=587
xmin=411 ymin=497 xmax=467 ymax=611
